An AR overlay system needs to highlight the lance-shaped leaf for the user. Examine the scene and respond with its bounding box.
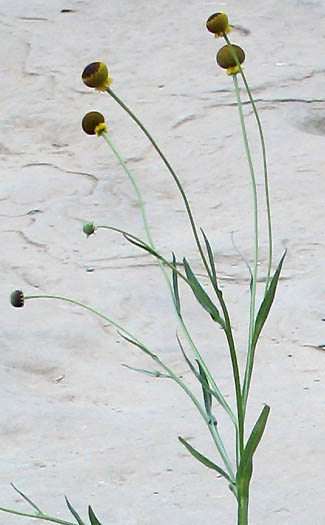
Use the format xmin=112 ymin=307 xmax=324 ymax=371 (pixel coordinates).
xmin=178 ymin=436 xmax=231 ymax=482
xmin=118 ymin=331 xmax=157 ymax=359
xmin=236 ymin=404 xmax=270 ymax=493
xmin=65 ymin=497 xmax=87 ymax=525
xmin=196 ymin=360 xmax=212 ymax=415
xmin=252 ymin=251 xmax=286 ymax=348
xmin=200 ymin=228 xmax=217 ymax=285
xmin=183 ymin=258 xmax=224 ymax=327
xmin=172 ymin=252 xmax=181 ymax=316
xmin=88 ymin=506 xmax=103 ymax=525
xmin=176 ymin=334 xmax=233 ymax=420
xmin=122 ymin=363 xmax=171 ymax=378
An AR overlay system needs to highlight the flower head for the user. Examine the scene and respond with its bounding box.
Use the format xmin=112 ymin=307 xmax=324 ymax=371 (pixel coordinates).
xmin=82 ymin=62 xmax=112 ymax=91
xmin=217 ymin=44 xmax=245 ymax=75
xmin=82 ymin=111 xmax=107 ymax=136
xmin=83 ymin=221 xmax=96 ymax=237
xmin=10 ymin=290 xmax=24 ymax=308
xmin=206 ymin=12 xmax=231 ymax=37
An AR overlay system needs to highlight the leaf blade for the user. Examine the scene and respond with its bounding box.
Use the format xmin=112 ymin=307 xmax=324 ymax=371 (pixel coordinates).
xmin=252 ymin=251 xmax=286 ymax=348
xmin=237 ymin=404 xmax=270 ymax=491
xmin=183 ymin=258 xmax=224 ymax=327
xmin=178 ymin=436 xmax=231 ymax=482
xmin=88 ymin=506 xmax=103 ymax=525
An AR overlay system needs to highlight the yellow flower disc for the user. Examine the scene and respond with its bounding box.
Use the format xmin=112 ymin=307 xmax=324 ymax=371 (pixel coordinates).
xmin=216 ymin=45 xmax=245 ymax=74
xmin=82 ymin=112 xmax=107 ymax=135
xmin=206 ymin=12 xmax=231 ymax=37
xmin=82 ymin=62 xmax=112 ymax=91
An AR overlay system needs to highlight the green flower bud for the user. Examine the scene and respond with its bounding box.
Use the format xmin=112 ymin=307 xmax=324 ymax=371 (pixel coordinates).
xmin=216 ymin=44 xmax=245 ymax=75
xmin=83 ymin=221 xmax=96 ymax=237
xmin=10 ymin=290 xmax=24 ymax=308
xmin=82 ymin=62 xmax=112 ymax=91
xmin=206 ymin=12 xmax=231 ymax=37
xmin=82 ymin=112 xmax=107 ymax=136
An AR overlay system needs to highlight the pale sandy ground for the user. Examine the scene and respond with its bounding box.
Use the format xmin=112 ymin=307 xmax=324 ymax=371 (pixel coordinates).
xmin=0 ymin=0 xmax=324 ymax=523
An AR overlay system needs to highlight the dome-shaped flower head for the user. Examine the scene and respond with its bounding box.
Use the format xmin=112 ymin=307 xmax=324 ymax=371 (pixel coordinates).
xmin=82 ymin=111 xmax=107 ymax=136
xmin=217 ymin=44 xmax=245 ymax=75
xmin=82 ymin=62 xmax=112 ymax=91
xmin=206 ymin=12 xmax=231 ymax=38
xmin=10 ymin=290 xmax=24 ymax=308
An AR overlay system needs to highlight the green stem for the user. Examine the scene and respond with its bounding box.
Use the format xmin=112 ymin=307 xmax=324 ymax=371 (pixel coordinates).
xmin=104 ymin=90 xmax=242 ymax=441
xmin=232 ymin=74 xmax=259 ymax=411
xmin=106 ymin=86 xmax=214 ymax=287
xmin=99 ymin=134 xmax=237 ymax=425
xmin=97 ymin=224 xmax=237 ymax=426
xmin=0 ymin=506 xmax=75 ymax=525
xmin=23 ymin=293 xmax=234 ymax=480
xmin=224 ymin=34 xmax=272 ymax=292
xmin=237 ymin=494 xmax=249 ymax=525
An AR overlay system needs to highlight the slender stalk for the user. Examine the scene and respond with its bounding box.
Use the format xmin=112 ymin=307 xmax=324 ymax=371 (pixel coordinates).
xmin=103 ymin=92 xmax=242 ymax=444
xmin=232 ymin=74 xmax=259 ymax=412
xmin=0 ymin=506 xmax=74 ymax=525
xmin=237 ymin=494 xmax=249 ymax=525
xmin=23 ymin=293 xmax=235 ymax=480
xmin=100 ymin=133 xmax=236 ymax=424
xmin=106 ymin=86 xmax=215 ymax=286
xmin=224 ymin=34 xmax=273 ymax=292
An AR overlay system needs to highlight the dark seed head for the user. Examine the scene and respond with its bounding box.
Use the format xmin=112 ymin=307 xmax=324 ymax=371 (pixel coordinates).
xmin=82 ymin=112 xmax=106 ymax=135
xmin=82 ymin=62 xmax=112 ymax=91
xmin=206 ymin=12 xmax=231 ymax=37
xmin=10 ymin=290 xmax=24 ymax=308
xmin=216 ymin=44 xmax=245 ymax=73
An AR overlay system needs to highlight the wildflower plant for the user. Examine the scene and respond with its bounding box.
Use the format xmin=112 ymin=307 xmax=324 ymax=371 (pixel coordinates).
xmin=1 ymin=12 xmax=285 ymax=525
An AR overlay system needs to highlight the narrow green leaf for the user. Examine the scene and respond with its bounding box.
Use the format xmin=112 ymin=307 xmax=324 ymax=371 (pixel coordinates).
xmin=200 ymin=228 xmax=217 ymax=285
xmin=172 ymin=252 xmax=181 ymax=316
xmin=237 ymin=404 xmax=270 ymax=489
xmin=178 ymin=436 xmax=231 ymax=482
xmin=252 ymin=251 xmax=286 ymax=348
xmin=176 ymin=334 xmax=229 ymax=413
xmin=196 ymin=360 xmax=212 ymax=415
xmin=122 ymin=363 xmax=170 ymax=378
xmin=65 ymin=497 xmax=87 ymax=525
xmin=10 ymin=483 xmax=43 ymax=515
xmin=183 ymin=258 xmax=224 ymax=327
xmin=117 ymin=331 xmax=157 ymax=359
xmin=88 ymin=506 xmax=103 ymax=525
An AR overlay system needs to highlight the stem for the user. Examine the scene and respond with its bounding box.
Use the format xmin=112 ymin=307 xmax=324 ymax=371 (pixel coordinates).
xmin=232 ymin=74 xmax=259 ymax=412
xmin=99 ymin=134 xmax=237 ymax=424
xmin=224 ymin=34 xmax=272 ymax=292
xmin=101 ymin=132 xmax=154 ymax=247
xmin=237 ymin=494 xmax=249 ymax=525
xmin=106 ymin=86 xmax=214 ymax=287
xmin=105 ymin=86 xmax=242 ymax=456
xmin=23 ymin=293 xmax=235 ymax=480
xmin=0 ymin=506 xmax=75 ymax=525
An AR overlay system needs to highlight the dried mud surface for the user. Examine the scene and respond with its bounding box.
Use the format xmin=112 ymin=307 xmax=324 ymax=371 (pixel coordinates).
xmin=0 ymin=1 xmax=324 ymax=523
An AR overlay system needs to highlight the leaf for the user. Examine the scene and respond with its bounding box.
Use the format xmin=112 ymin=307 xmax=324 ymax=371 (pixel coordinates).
xmin=88 ymin=506 xmax=103 ymax=525
xmin=10 ymin=483 xmax=43 ymax=515
xmin=122 ymin=363 xmax=171 ymax=378
xmin=117 ymin=331 xmax=157 ymax=359
xmin=252 ymin=251 xmax=286 ymax=348
xmin=236 ymin=404 xmax=270 ymax=492
xmin=176 ymin=334 xmax=229 ymax=414
xmin=196 ymin=360 xmax=212 ymax=415
xmin=183 ymin=258 xmax=224 ymax=327
xmin=178 ymin=436 xmax=231 ymax=482
xmin=172 ymin=252 xmax=181 ymax=316
xmin=200 ymin=228 xmax=217 ymax=285
xmin=65 ymin=497 xmax=87 ymax=525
